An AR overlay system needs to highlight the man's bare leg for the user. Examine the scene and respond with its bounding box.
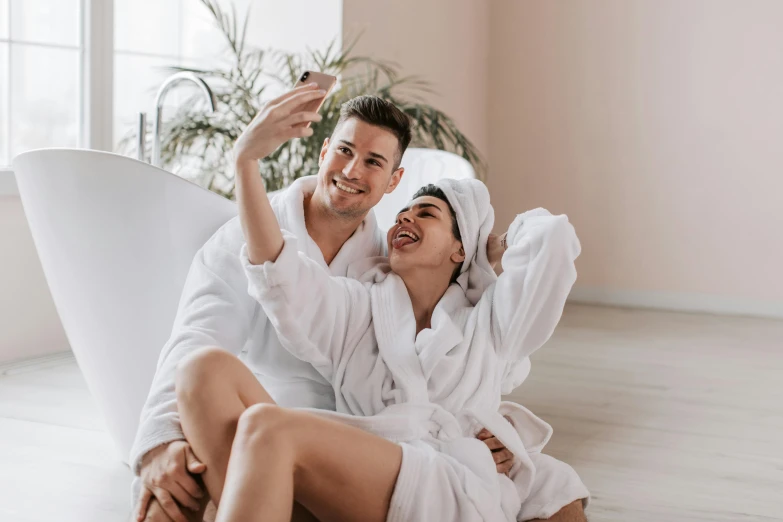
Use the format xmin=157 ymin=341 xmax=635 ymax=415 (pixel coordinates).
xmin=216 ymin=403 xmax=402 ymax=522
xmin=536 ymin=499 xmax=587 ymax=522
xmin=175 ymin=347 xmax=318 ymax=520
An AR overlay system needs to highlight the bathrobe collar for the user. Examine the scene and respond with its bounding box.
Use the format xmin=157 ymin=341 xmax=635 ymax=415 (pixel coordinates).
xmin=364 ymin=266 xmax=468 ymax=401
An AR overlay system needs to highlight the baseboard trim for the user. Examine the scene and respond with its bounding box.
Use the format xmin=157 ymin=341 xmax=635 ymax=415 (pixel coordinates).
xmin=0 ymin=351 xmax=75 ymax=376
xmin=568 ymin=287 xmax=783 ymax=320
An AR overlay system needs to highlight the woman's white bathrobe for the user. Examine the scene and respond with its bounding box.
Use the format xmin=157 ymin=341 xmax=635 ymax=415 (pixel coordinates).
xmin=241 ymin=208 xmax=589 ymax=521
xmin=129 ymin=177 xmax=385 ymax=496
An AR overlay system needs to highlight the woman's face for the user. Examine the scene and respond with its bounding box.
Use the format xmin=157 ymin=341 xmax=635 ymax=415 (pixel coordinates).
xmin=387 ymin=195 xmax=465 ymax=280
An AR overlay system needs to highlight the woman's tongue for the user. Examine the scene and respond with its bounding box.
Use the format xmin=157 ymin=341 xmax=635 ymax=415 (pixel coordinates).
xmin=392 ymin=236 xmax=416 ymax=249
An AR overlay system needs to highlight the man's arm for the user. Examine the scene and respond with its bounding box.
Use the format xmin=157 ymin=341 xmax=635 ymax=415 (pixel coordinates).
xmin=133 ymin=84 xmax=326 ymax=468
xmin=131 ymin=220 xmax=259 ymax=522
xmin=233 ymin=82 xmax=326 ymax=266
xmin=133 ymin=82 xmax=330 ymax=522
xmin=233 ymin=82 xmax=368 ymax=381
xmin=131 ymin=223 xmax=258 ymax=469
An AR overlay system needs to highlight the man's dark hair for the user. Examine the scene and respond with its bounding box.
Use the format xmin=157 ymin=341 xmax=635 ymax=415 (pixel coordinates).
xmin=410 ymin=184 xmax=464 ymax=283
xmin=335 ymin=95 xmax=412 ymax=169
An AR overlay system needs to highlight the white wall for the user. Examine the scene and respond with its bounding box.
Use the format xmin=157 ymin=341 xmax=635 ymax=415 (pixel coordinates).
xmin=487 ymin=0 xmax=783 ymax=316
xmin=244 ymin=0 xmax=342 ymax=55
xmin=0 ymin=191 xmax=71 ymax=364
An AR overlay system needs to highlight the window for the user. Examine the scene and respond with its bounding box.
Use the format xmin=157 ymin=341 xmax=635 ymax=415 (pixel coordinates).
xmin=1 ymin=0 xmax=342 ymax=168
xmin=113 ymin=0 xmax=242 ymax=152
xmin=0 ymin=0 xmax=83 ymax=165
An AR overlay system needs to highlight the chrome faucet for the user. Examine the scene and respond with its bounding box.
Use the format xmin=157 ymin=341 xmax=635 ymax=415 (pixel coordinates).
xmin=151 ymin=72 xmax=217 ymax=168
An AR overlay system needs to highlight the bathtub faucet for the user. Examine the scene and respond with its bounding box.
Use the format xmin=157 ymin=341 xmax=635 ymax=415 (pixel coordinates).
xmin=150 ymin=72 xmax=217 ymax=168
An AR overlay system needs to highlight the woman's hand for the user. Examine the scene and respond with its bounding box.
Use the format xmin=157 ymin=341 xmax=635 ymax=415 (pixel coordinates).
xmin=487 ymin=232 xmax=507 ymax=271
xmin=233 ymin=83 xmax=325 ymax=165
xmin=477 ymin=428 xmax=514 ymax=475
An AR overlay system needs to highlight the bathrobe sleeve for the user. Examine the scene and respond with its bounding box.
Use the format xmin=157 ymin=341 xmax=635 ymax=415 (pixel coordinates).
xmin=487 ymin=209 xmax=581 ymax=391
xmin=241 ymin=231 xmax=371 ymax=383
xmin=129 ymin=218 xmax=259 ymax=473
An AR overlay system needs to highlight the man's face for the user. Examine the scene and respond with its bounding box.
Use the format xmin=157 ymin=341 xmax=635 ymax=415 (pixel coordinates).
xmin=315 ymin=118 xmax=404 ymax=219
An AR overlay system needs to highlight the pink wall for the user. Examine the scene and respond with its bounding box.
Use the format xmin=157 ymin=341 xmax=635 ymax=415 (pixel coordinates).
xmin=488 ymin=0 xmax=783 ymax=303
xmin=342 ymin=0 xmax=490 ymax=156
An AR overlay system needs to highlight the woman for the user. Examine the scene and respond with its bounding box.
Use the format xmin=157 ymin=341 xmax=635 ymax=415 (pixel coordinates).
xmin=174 ymin=96 xmax=587 ymax=522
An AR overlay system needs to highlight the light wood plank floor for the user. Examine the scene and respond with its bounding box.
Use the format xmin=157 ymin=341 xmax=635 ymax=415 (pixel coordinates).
xmin=1 ymin=304 xmax=781 ymax=521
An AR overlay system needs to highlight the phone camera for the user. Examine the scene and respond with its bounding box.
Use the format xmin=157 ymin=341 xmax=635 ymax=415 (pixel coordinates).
xmin=301 ymin=72 xmax=310 ymax=82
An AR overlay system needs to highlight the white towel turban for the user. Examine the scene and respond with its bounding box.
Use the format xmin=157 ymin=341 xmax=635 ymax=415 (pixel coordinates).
xmin=434 ymin=178 xmax=497 ymax=305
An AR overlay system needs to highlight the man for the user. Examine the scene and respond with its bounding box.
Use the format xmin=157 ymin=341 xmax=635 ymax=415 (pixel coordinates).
xmin=131 ymin=84 xmax=587 ymax=521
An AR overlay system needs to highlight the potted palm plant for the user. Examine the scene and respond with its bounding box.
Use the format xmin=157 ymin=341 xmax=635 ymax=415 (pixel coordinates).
xmin=126 ymin=0 xmax=484 ymax=198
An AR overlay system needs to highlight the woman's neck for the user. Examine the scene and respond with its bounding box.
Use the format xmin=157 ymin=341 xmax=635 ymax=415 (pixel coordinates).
xmin=400 ymin=270 xmax=452 ymax=335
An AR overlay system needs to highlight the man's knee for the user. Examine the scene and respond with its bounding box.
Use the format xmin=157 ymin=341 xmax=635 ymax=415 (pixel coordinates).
xmin=176 ymin=346 xmax=235 ymax=402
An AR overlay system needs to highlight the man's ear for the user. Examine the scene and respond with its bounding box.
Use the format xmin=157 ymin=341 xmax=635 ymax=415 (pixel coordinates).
xmin=385 ymin=167 xmax=405 ymax=194
xmin=451 ymin=245 xmax=466 ymax=264
xmin=318 ymin=137 xmax=330 ymax=167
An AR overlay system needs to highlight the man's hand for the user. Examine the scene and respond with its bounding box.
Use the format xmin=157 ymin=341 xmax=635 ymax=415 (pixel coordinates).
xmin=477 ymin=428 xmax=514 ymax=475
xmin=487 ymin=232 xmax=507 ymax=270
xmin=233 ymin=82 xmax=325 ymax=165
xmin=135 ymin=440 xmax=207 ymax=522
xmin=141 ymin=498 xmax=174 ymax=522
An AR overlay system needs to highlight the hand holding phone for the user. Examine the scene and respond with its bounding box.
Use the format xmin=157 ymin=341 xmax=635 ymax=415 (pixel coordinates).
xmin=292 ymin=71 xmax=337 ymax=127
xmin=234 ymin=83 xmax=325 ymax=164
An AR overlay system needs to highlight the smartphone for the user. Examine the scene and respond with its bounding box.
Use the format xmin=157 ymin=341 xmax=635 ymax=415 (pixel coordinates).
xmin=293 ymin=71 xmax=337 ymax=127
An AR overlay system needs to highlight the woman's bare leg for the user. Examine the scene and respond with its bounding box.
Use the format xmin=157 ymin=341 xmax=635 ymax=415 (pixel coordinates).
xmin=176 ymin=347 xmax=318 ymax=521
xmin=216 ymin=404 xmax=403 ymax=522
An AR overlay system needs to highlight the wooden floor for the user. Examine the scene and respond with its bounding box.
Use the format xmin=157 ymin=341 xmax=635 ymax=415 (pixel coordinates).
xmin=1 ymin=304 xmax=781 ymax=521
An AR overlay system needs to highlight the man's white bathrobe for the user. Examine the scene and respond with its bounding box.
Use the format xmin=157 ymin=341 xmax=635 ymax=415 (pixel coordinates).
xmin=129 ymin=177 xmax=385 ymax=485
xmin=240 ymin=208 xmax=590 ymax=521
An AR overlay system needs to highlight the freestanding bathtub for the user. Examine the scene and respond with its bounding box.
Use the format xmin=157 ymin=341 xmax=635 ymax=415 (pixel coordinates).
xmin=13 ymin=149 xmax=237 ymax=462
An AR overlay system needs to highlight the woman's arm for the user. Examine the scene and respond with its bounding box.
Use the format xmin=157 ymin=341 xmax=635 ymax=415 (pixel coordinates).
xmin=240 ymin=236 xmax=372 ymax=381
xmin=489 ymin=209 xmax=581 ymax=363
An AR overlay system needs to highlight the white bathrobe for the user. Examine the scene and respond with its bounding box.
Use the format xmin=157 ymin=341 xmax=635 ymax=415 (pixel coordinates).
xmin=241 ymin=208 xmax=590 ymax=521
xmin=129 ymin=176 xmax=385 ymax=477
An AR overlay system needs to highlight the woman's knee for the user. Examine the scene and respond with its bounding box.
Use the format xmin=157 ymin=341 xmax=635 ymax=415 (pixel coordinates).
xmin=176 ymin=346 xmax=237 ymax=403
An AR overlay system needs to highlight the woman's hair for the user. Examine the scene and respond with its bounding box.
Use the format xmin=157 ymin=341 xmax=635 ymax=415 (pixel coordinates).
xmin=410 ymin=184 xmax=464 ymax=282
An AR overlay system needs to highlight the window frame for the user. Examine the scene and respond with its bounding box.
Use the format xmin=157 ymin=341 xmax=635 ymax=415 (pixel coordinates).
xmin=83 ymin=0 xmax=114 ymax=153
xmin=0 ymin=0 xmax=114 ymax=167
